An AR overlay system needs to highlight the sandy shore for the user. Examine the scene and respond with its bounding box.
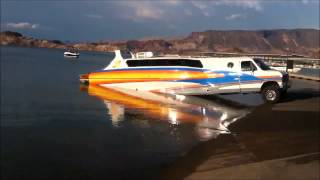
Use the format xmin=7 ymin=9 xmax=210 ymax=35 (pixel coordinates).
xmin=159 ymin=79 xmax=320 ymax=180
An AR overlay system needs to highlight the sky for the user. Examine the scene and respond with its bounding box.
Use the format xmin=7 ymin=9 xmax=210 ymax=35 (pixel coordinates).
xmin=1 ymin=0 xmax=319 ymax=41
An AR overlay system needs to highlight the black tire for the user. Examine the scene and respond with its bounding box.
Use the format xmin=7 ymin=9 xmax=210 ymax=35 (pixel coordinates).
xmin=261 ymin=85 xmax=280 ymax=103
xmin=281 ymin=89 xmax=288 ymax=98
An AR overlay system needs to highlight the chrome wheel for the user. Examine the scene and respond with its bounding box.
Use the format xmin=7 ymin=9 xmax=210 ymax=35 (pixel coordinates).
xmin=266 ymin=90 xmax=277 ymax=101
xmin=261 ymin=84 xmax=280 ymax=103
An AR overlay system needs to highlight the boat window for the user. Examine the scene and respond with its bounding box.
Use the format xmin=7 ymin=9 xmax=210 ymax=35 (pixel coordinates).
xmin=126 ymin=59 xmax=203 ymax=68
xmin=241 ymin=61 xmax=257 ymax=71
xmin=253 ymin=58 xmax=271 ymax=70
xmin=227 ymin=62 xmax=234 ymax=68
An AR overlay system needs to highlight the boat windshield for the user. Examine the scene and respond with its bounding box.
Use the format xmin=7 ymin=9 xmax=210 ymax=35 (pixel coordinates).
xmin=120 ymin=50 xmax=133 ymax=59
xmin=126 ymin=59 xmax=203 ymax=68
xmin=254 ymin=58 xmax=271 ymax=70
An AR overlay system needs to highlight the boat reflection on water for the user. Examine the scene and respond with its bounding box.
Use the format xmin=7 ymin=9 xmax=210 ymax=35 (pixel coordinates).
xmin=80 ymin=84 xmax=251 ymax=141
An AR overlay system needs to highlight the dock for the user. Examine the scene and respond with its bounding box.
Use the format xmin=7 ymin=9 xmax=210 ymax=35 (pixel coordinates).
xmin=200 ymin=51 xmax=320 ymax=70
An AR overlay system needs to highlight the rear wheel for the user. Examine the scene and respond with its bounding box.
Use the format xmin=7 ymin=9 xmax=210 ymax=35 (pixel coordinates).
xmin=261 ymin=85 xmax=280 ymax=103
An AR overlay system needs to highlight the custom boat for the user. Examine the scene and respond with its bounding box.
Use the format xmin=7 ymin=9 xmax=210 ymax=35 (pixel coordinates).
xmin=64 ymin=50 xmax=79 ymax=57
xmin=80 ymin=50 xmax=288 ymax=101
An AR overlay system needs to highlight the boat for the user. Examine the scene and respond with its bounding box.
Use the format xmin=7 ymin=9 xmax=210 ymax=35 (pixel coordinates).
xmin=80 ymin=50 xmax=289 ymax=103
xmin=64 ymin=50 xmax=79 ymax=57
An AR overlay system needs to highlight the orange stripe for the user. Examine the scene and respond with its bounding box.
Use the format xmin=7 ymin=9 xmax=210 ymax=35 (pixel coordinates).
xmin=87 ymin=85 xmax=216 ymax=123
xmin=88 ymin=70 xmax=224 ymax=84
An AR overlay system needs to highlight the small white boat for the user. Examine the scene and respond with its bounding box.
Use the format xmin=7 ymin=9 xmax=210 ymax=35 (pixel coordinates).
xmin=64 ymin=50 xmax=79 ymax=57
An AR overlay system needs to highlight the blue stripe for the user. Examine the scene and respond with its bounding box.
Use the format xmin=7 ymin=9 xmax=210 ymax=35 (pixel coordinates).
xmin=177 ymin=77 xmax=237 ymax=85
xmin=239 ymin=73 xmax=261 ymax=81
xmin=176 ymin=72 xmax=261 ymax=85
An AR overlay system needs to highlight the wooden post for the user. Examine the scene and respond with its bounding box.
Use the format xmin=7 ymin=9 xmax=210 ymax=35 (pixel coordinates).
xmin=286 ymin=60 xmax=294 ymax=72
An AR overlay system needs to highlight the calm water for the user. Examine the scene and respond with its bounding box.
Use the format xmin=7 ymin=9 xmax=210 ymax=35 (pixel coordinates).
xmin=297 ymin=68 xmax=320 ymax=77
xmin=1 ymin=46 xmax=250 ymax=180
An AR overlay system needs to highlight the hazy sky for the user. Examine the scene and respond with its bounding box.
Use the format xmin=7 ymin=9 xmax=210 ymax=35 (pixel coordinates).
xmin=1 ymin=0 xmax=319 ymax=41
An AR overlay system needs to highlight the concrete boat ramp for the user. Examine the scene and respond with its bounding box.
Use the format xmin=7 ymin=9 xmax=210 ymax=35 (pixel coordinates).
xmin=159 ymin=78 xmax=319 ymax=180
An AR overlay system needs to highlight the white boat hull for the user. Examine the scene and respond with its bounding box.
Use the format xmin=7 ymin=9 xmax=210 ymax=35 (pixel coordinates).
xmin=64 ymin=52 xmax=79 ymax=57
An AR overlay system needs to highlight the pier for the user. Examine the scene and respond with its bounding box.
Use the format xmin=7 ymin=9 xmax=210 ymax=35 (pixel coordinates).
xmin=200 ymin=52 xmax=320 ymax=82
xmin=200 ymin=52 xmax=320 ymax=69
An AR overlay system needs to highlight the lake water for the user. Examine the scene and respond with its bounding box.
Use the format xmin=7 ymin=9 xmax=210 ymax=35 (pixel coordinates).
xmin=297 ymin=67 xmax=320 ymax=77
xmin=1 ymin=46 xmax=251 ymax=180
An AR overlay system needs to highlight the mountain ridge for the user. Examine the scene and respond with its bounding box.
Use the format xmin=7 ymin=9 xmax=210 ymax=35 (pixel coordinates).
xmin=1 ymin=29 xmax=319 ymax=58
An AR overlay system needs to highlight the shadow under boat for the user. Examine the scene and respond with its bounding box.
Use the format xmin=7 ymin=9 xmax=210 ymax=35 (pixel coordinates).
xmin=80 ymin=84 xmax=252 ymax=141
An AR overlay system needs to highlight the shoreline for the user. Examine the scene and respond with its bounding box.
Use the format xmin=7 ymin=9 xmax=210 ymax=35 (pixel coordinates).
xmin=0 ymin=44 xmax=115 ymax=54
xmin=158 ymin=78 xmax=320 ymax=180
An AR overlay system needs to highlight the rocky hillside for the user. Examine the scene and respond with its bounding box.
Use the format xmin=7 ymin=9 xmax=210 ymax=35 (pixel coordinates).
xmin=1 ymin=29 xmax=319 ymax=58
xmin=182 ymin=29 xmax=319 ymax=57
xmin=0 ymin=31 xmax=119 ymax=52
xmin=1 ymin=31 xmax=66 ymax=49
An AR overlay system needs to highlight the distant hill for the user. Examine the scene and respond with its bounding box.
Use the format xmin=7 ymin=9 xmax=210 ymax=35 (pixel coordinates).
xmin=182 ymin=29 xmax=319 ymax=56
xmin=0 ymin=31 xmax=118 ymax=52
xmin=1 ymin=29 xmax=319 ymax=58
